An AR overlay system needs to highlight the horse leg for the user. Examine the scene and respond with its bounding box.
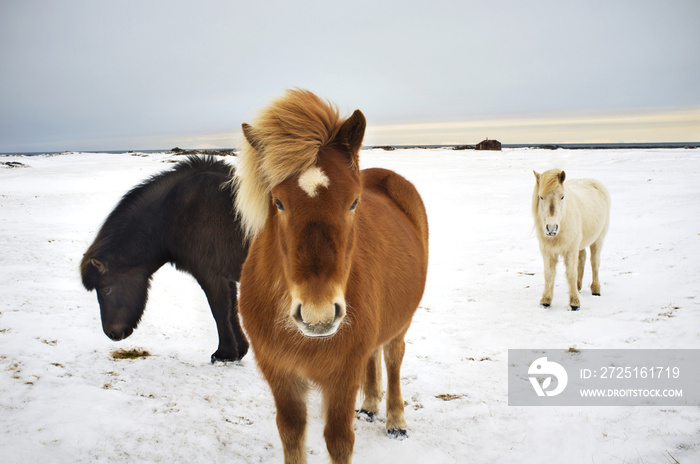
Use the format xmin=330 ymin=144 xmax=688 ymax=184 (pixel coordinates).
xmin=322 ymin=376 xmax=360 ymax=464
xmin=590 ymin=241 xmax=602 ymax=296
xmin=267 ymin=373 xmax=309 ymax=464
xmin=564 ymin=250 xmax=581 ymax=310
xmin=228 ymin=282 xmax=249 ymax=358
xmin=540 ymin=253 xmax=557 ymax=307
xmin=358 ymin=348 xmax=382 ymax=421
xmin=384 ymin=326 xmax=409 ymax=438
xmin=577 ymin=249 xmax=586 ymax=292
xmin=201 ymin=278 xmax=240 ymax=363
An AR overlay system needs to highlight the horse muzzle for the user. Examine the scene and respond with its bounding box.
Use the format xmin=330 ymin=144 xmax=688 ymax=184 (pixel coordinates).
xmin=290 ymin=297 xmax=346 ymax=339
xmin=103 ymin=323 xmax=134 ymax=341
xmin=545 ymin=223 xmax=559 ymax=236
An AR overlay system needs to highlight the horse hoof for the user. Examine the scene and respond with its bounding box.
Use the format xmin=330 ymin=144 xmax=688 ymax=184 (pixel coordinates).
xmin=236 ymin=342 xmax=249 ymax=359
xmin=210 ymin=351 xmax=240 ymax=364
xmin=387 ymin=428 xmax=408 ymax=440
xmin=210 ymin=354 xmax=226 ymax=364
xmin=540 ymin=303 xmax=550 ymax=308
xmin=356 ymin=409 xmax=376 ymax=422
xmin=592 ymin=293 xmax=601 ymax=297
xmin=570 ymin=306 xmax=580 ymax=311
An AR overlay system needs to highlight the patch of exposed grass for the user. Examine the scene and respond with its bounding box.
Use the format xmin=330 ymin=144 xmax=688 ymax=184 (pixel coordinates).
xmin=110 ymin=348 xmax=151 ymax=360
xmin=435 ymin=393 xmax=463 ymax=401
xmin=464 ymin=356 xmax=492 ymax=362
xmin=658 ymin=305 xmax=680 ymax=318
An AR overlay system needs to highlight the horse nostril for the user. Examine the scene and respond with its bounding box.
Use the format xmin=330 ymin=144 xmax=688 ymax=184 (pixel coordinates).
xmin=105 ymin=329 xmax=123 ymax=341
xmin=293 ymin=303 xmax=303 ymax=323
xmin=334 ymin=303 xmax=342 ymax=320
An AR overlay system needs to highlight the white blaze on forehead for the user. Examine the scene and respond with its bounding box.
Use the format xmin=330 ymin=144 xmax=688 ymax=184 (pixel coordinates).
xmin=298 ymin=166 xmax=330 ymax=197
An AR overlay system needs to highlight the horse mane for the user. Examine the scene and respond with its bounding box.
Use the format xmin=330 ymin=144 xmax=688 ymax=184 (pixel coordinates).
xmin=231 ymin=89 xmax=346 ymax=239
xmin=81 ymin=156 xmax=231 ymax=278
xmin=539 ymin=169 xmax=565 ymax=195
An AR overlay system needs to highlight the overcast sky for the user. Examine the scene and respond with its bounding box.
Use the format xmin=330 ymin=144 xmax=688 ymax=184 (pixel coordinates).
xmin=1 ymin=0 xmax=698 ymax=152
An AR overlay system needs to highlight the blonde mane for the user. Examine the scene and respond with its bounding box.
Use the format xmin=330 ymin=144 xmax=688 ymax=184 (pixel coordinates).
xmin=538 ymin=169 xmax=564 ymax=195
xmin=231 ymin=89 xmax=345 ymax=239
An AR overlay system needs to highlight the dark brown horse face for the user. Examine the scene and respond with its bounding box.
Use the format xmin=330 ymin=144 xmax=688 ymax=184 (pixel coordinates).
xmin=270 ymin=148 xmax=361 ymax=338
xmin=87 ymin=261 xmax=149 ymax=341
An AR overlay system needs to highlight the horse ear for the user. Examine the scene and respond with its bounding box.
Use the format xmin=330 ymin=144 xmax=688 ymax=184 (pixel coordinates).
xmin=533 ymin=171 xmax=541 ymax=184
xmin=90 ymin=258 xmax=107 ymax=274
xmin=559 ymin=170 xmax=566 ymax=184
xmin=81 ymin=257 xmax=107 ymax=290
xmin=338 ymin=109 xmax=366 ymax=166
xmin=242 ymin=123 xmax=262 ymax=152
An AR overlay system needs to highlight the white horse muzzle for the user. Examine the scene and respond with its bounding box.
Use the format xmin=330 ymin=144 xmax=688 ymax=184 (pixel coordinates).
xmin=545 ymin=224 xmax=559 ymax=236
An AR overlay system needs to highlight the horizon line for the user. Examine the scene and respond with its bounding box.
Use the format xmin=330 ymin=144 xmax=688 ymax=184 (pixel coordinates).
xmin=2 ymin=107 xmax=698 ymax=153
xmin=3 ymin=141 xmax=700 ymax=156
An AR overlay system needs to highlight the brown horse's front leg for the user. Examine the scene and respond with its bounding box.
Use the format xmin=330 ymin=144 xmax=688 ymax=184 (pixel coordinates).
xmin=384 ymin=327 xmax=409 ymax=437
xmin=358 ymin=348 xmax=382 ymax=420
xmin=322 ymin=377 xmax=360 ymax=464
xmin=266 ymin=372 xmax=310 ymax=464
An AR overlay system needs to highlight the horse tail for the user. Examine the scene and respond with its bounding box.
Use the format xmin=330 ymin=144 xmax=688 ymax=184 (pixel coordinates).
xmin=371 ymin=169 xmax=429 ymax=261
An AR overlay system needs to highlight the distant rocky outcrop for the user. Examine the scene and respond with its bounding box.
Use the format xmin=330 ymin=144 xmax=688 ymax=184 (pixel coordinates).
xmin=476 ymin=139 xmax=501 ymax=151
xmin=1 ymin=161 xmax=27 ymax=168
xmin=168 ymin=147 xmax=237 ymax=156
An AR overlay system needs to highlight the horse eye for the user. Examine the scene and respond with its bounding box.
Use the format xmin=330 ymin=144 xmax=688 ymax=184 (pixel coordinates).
xmin=273 ymin=198 xmax=285 ymax=211
xmin=349 ymin=198 xmax=359 ymax=211
xmin=539 ymin=196 xmax=544 ymax=201
xmin=100 ymin=287 xmax=111 ymax=296
xmin=561 ymin=195 xmax=565 ymax=200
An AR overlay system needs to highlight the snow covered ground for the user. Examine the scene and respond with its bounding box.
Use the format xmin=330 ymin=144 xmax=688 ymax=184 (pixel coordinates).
xmin=1 ymin=148 xmax=699 ymax=463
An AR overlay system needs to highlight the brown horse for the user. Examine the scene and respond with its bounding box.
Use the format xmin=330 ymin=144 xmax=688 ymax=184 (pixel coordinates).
xmin=232 ymin=89 xmax=429 ymax=463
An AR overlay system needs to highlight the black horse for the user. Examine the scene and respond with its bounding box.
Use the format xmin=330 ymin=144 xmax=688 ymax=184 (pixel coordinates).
xmin=81 ymin=156 xmax=249 ymax=362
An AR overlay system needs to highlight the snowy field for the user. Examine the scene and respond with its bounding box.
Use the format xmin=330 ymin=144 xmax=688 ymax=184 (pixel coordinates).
xmin=1 ymin=148 xmax=699 ymax=463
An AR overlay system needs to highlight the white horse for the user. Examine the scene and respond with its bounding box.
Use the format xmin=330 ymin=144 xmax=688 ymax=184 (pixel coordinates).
xmin=532 ymin=169 xmax=611 ymax=310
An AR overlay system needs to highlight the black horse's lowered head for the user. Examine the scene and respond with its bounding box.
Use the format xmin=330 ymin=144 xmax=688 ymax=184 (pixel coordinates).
xmin=81 ymin=256 xmax=150 ymax=342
